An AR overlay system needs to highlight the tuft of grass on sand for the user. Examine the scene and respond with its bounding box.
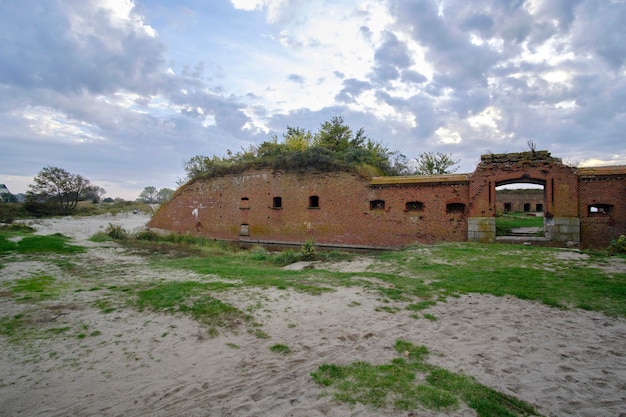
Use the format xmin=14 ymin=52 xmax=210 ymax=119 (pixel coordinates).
xmin=312 ymin=340 xmax=541 ymax=416
xmin=10 ymin=275 xmax=59 ymax=302
xmin=269 ymin=343 xmax=292 ymax=355
xmin=132 ymin=281 xmax=251 ymax=332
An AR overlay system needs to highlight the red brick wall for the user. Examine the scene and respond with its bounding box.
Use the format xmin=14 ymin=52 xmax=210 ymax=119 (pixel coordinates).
xmin=149 ymin=169 xmax=470 ymax=248
xmin=578 ymin=176 xmax=626 ymax=248
xmin=149 ymin=153 xmax=625 ymax=249
xmin=468 ymin=153 xmax=578 ymax=218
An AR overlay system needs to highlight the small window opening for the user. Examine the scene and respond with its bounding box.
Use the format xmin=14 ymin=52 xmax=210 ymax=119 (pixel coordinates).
xmin=536 ymin=203 xmax=543 ymax=212
xmin=523 ymin=203 xmax=531 ymax=212
xmin=588 ymin=204 xmax=613 ymax=216
xmin=370 ymin=200 xmax=385 ymax=210
xmin=308 ymin=195 xmax=320 ymax=208
xmin=503 ymin=203 xmax=512 ymax=212
xmin=240 ymin=197 xmax=250 ymax=209
xmin=406 ymin=201 xmax=424 ymax=211
xmin=272 ymin=196 xmax=282 ymax=209
xmin=446 ymin=203 xmax=465 ymax=214
xmin=239 ymin=224 xmax=249 ymax=236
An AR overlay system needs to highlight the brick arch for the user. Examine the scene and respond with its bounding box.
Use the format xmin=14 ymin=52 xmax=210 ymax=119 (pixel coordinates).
xmin=467 ymin=151 xmax=580 ymax=245
xmin=495 ymin=178 xmax=546 ymax=188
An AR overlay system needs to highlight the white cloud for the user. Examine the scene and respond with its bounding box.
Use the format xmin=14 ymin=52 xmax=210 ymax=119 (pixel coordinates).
xmin=468 ymin=106 xmax=502 ymax=131
xmin=435 ymin=127 xmax=462 ymax=144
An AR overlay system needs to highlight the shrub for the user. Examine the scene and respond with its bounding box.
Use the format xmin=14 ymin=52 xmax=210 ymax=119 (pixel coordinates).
xmin=250 ymin=245 xmax=268 ymax=260
xmin=106 ymin=223 xmax=128 ymax=240
xmin=608 ymin=235 xmax=626 ymax=255
xmin=300 ymin=239 xmax=317 ymax=261
xmin=0 ymin=203 xmax=24 ymax=223
xmin=135 ymin=230 xmax=161 ymax=241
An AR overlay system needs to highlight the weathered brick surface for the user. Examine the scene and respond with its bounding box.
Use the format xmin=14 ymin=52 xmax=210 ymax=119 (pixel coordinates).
xmin=468 ymin=152 xmax=578 ymax=218
xmin=578 ymin=175 xmax=626 ymax=248
xmin=149 ymin=151 xmax=626 ymax=249
xmin=150 ymin=169 xmax=469 ymax=248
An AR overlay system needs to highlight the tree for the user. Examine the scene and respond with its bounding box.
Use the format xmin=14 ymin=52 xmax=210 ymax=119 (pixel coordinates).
xmin=281 ymin=126 xmax=313 ymax=151
xmin=84 ymin=185 xmax=106 ymax=203
xmin=27 ymin=166 xmax=91 ymax=214
xmin=156 ymin=188 xmax=174 ymax=203
xmin=139 ymin=186 xmax=158 ymax=203
xmin=413 ymin=152 xmax=460 ymax=175
xmin=313 ymin=115 xmax=353 ymax=152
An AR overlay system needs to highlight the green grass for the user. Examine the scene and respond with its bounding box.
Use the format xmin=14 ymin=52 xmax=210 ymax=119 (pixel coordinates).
xmin=312 ymin=340 xmax=540 ymax=416
xmin=0 ymin=230 xmax=85 ymax=255
xmin=133 ymin=281 xmax=249 ymax=330
xmin=378 ymin=243 xmax=626 ymax=317
xmin=0 ymin=313 xmax=28 ymax=336
xmin=269 ymin=343 xmax=292 ymax=354
xmin=10 ymin=275 xmax=59 ymax=301
xmin=496 ymin=212 xmax=544 ymax=236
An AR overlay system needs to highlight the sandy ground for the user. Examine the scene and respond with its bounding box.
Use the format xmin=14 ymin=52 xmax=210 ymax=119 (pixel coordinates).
xmin=0 ymin=213 xmax=625 ymax=417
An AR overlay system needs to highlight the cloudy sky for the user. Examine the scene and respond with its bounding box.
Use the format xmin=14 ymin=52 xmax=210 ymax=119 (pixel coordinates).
xmin=1 ymin=0 xmax=625 ymax=199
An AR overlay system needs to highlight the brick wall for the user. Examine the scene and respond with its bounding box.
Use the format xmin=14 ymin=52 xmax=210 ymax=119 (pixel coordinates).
xmin=468 ymin=152 xmax=578 ymax=218
xmin=149 ymin=152 xmax=625 ymax=249
xmin=149 ymin=169 xmax=470 ymax=248
xmin=578 ymin=175 xmax=626 ymax=248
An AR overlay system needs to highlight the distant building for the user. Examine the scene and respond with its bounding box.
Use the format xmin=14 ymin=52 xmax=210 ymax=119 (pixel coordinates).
xmin=0 ymin=184 xmax=12 ymax=203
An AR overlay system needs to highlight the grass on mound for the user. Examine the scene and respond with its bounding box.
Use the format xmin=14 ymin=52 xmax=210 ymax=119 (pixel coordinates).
xmin=312 ymin=340 xmax=540 ymax=416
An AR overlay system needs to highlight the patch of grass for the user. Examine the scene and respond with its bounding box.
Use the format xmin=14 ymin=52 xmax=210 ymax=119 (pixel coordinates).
xmin=496 ymin=212 xmax=544 ymax=236
xmin=0 ymin=313 xmax=28 ymax=336
xmin=46 ymin=326 xmax=71 ymax=334
xmin=1 ymin=226 xmax=84 ymax=255
xmin=312 ymin=340 xmax=540 ymax=416
xmin=16 ymin=234 xmax=84 ymax=254
xmin=382 ymin=243 xmax=626 ymax=317
xmin=11 ymin=275 xmax=58 ymax=301
xmin=133 ymin=281 xmax=249 ymax=329
xmin=406 ymin=300 xmax=437 ymax=311
xmin=269 ymin=343 xmax=292 ymax=354
xmin=93 ymin=299 xmax=116 ymax=313
xmin=423 ymin=313 xmax=438 ymax=321
xmin=252 ymin=329 xmax=270 ymax=339
xmin=116 ymin=232 xmax=625 ymax=318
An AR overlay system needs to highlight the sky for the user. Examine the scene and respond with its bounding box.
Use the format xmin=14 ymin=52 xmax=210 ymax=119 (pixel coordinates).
xmin=1 ymin=0 xmax=625 ymax=200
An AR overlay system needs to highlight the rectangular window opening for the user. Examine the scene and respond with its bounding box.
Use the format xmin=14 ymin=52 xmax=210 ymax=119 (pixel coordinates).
xmin=239 ymin=224 xmax=250 ymax=236
xmin=406 ymin=201 xmax=424 ymax=211
xmin=308 ymin=195 xmax=320 ymax=208
xmin=588 ymin=204 xmax=613 ymax=217
xmin=240 ymin=197 xmax=250 ymax=210
xmin=370 ymin=200 xmax=385 ymax=210
xmin=446 ymin=203 xmax=465 ymax=214
xmin=503 ymin=202 xmax=512 ymax=212
xmin=272 ymin=196 xmax=282 ymax=209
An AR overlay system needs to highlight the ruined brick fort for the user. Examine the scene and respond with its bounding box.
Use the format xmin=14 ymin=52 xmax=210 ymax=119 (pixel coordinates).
xmin=149 ymin=150 xmax=626 ymax=250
